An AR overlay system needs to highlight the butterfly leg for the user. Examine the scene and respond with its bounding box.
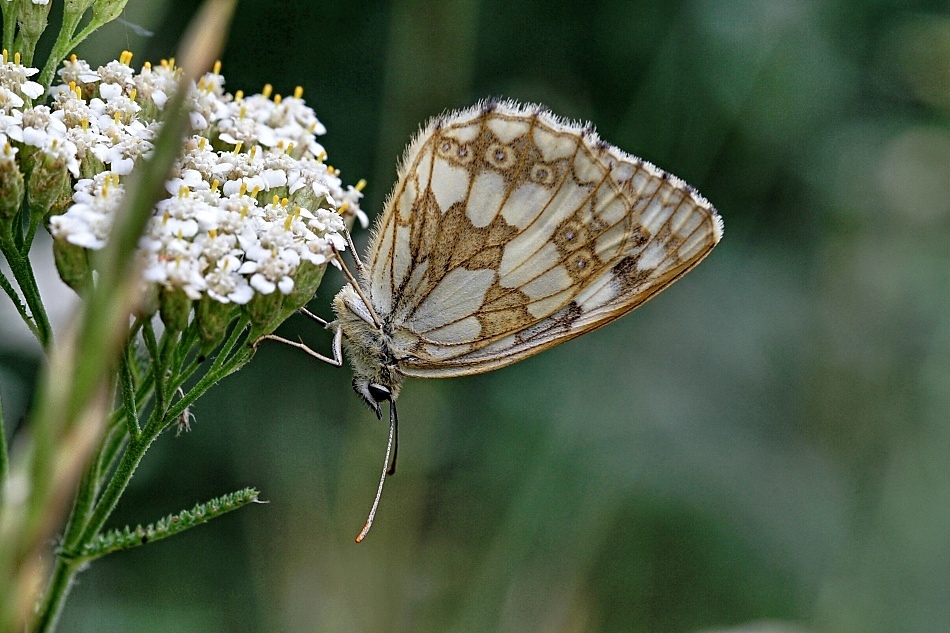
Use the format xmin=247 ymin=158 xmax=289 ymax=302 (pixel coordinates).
xmin=299 ymin=306 xmax=329 ymax=327
xmin=257 ymin=325 xmax=343 ymax=367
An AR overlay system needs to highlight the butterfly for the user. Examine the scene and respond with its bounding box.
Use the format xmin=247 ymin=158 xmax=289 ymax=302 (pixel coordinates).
xmin=271 ymin=99 xmax=723 ymax=541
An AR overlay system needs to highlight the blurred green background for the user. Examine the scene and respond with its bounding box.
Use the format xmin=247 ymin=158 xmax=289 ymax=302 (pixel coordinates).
xmin=2 ymin=0 xmax=950 ymax=631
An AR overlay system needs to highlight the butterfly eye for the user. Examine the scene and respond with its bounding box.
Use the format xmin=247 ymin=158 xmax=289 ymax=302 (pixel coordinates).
xmin=367 ymin=383 xmax=392 ymax=403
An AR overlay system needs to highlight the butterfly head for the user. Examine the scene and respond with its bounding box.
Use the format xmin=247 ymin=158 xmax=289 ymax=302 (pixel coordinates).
xmin=354 ymin=379 xmax=392 ymax=419
xmin=332 ymin=284 xmax=405 ymax=416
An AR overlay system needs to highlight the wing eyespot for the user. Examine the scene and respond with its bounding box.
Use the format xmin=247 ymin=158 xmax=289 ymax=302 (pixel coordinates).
xmin=566 ymin=249 xmax=597 ymax=281
xmin=363 ymin=100 xmax=722 ymax=378
xmin=529 ymin=162 xmax=557 ymax=186
xmin=436 ymin=137 xmax=475 ymax=165
xmin=554 ymin=218 xmax=588 ymax=252
xmin=486 ymin=142 xmax=515 ymax=169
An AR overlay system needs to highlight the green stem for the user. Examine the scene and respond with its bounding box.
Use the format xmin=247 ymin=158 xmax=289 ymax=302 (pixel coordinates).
xmin=141 ymin=320 xmax=166 ymax=417
xmin=95 ymin=420 xmax=130 ymax=484
xmin=2 ymin=247 xmax=53 ymax=348
xmin=163 ymin=343 xmax=252 ymax=428
xmin=31 ymin=558 xmax=80 ymax=633
xmin=65 ymin=16 xmax=109 ymax=50
xmin=176 ymin=323 xmax=199 ymax=367
xmin=27 ymin=404 xmax=133 ymax=633
xmin=23 ymin=213 xmax=43 ymax=254
xmin=64 ymin=334 xmax=166 ymax=552
xmin=72 ymin=428 xmax=156 ymax=552
xmin=60 ymin=425 xmax=114 ymax=552
xmin=108 ymin=336 xmax=155 ymax=431
xmin=168 ymin=356 xmax=201 ymax=397
xmin=1 ymin=0 xmax=20 ymax=55
xmin=36 ymin=8 xmax=86 ymax=93
xmin=118 ymin=345 xmax=140 ymax=438
xmin=29 ymin=415 xmax=132 ymax=632
xmin=0 ymin=266 xmax=40 ymax=341
xmin=18 ymin=252 xmax=52 ymax=346
xmin=211 ymin=319 xmax=248 ymax=371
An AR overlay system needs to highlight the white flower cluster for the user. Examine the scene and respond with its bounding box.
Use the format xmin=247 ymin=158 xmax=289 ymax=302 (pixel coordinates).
xmin=0 ymin=51 xmax=45 ymax=169
xmin=1 ymin=50 xmax=367 ymax=310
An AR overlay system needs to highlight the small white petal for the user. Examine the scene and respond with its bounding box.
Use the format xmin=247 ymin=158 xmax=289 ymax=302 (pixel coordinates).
xmin=21 ymin=81 xmax=44 ymax=99
xmin=221 ymin=179 xmax=242 ymax=196
xmin=190 ymin=112 xmax=208 ymax=129
xmin=277 ymin=277 xmax=294 ymax=294
xmin=21 ymin=127 xmax=46 ymax=146
xmin=250 ymin=273 xmax=275 ymax=294
xmin=229 ymin=284 xmax=254 ymax=304
xmin=112 ymin=156 xmax=135 ymax=175
xmin=261 ymin=169 xmax=287 ymax=188
xmin=99 ymin=83 xmax=123 ymax=100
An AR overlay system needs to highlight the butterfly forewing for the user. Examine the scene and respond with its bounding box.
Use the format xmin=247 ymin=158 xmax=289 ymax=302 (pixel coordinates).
xmin=362 ymin=100 xmax=722 ymax=378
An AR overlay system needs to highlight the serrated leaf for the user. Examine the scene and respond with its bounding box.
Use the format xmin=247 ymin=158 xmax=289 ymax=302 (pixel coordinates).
xmin=72 ymin=488 xmax=261 ymax=562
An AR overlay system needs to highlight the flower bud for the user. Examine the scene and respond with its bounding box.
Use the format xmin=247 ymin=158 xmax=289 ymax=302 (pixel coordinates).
xmin=244 ymin=289 xmax=284 ymax=339
xmin=17 ymin=0 xmax=53 ymax=47
xmin=15 ymin=143 xmax=38 ymax=178
xmin=273 ymin=260 xmax=326 ymax=325
xmin=197 ymin=296 xmax=237 ymax=347
xmin=52 ymin=237 xmax=92 ymax=294
xmin=159 ymin=287 xmax=193 ymax=331
xmin=0 ymin=143 xmax=24 ymax=222
xmin=27 ymin=145 xmax=73 ymax=220
xmin=134 ymin=283 xmax=159 ymax=319
xmin=65 ymin=0 xmax=97 ymax=17
xmin=79 ymin=151 xmax=106 ymax=180
xmin=91 ymin=0 xmax=130 ymax=25
xmin=46 ymin=185 xmax=75 ymax=220
xmin=288 ymin=189 xmax=328 ymax=218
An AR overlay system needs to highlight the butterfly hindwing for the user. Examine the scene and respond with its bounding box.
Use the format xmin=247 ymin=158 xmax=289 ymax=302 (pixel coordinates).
xmin=362 ymin=100 xmax=722 ymax=378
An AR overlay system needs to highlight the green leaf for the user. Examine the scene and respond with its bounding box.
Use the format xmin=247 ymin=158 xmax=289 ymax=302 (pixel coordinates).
xmin=73 ymin=488 xmax=262 ymax=562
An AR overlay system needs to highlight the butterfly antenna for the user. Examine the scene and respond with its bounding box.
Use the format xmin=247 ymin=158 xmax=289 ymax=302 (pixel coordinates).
xmin=343 ymin=228 xmax=366 ymax=277
xmin=355 ymin=399 xmax=397 ymax=543
xmin=331 ymin=244 xmax=383 ymax=328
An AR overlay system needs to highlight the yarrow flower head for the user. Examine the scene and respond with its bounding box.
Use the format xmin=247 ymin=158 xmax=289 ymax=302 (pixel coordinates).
xmin=0 ymin=50 xmax=368 ymax=340
xmin=0 ymin=49 xmax=44 ymax=102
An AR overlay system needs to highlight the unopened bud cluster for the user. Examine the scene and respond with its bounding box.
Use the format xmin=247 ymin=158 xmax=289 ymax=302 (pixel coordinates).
xmin=0 ymin=49 xmax=367 ymax=340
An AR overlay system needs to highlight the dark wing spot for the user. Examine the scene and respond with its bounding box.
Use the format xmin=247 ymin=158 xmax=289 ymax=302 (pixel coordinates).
xmin=612 ymin=255 xmax=652 ymax=292
xmin=561 ymin=301 xmax=582 ymax=327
